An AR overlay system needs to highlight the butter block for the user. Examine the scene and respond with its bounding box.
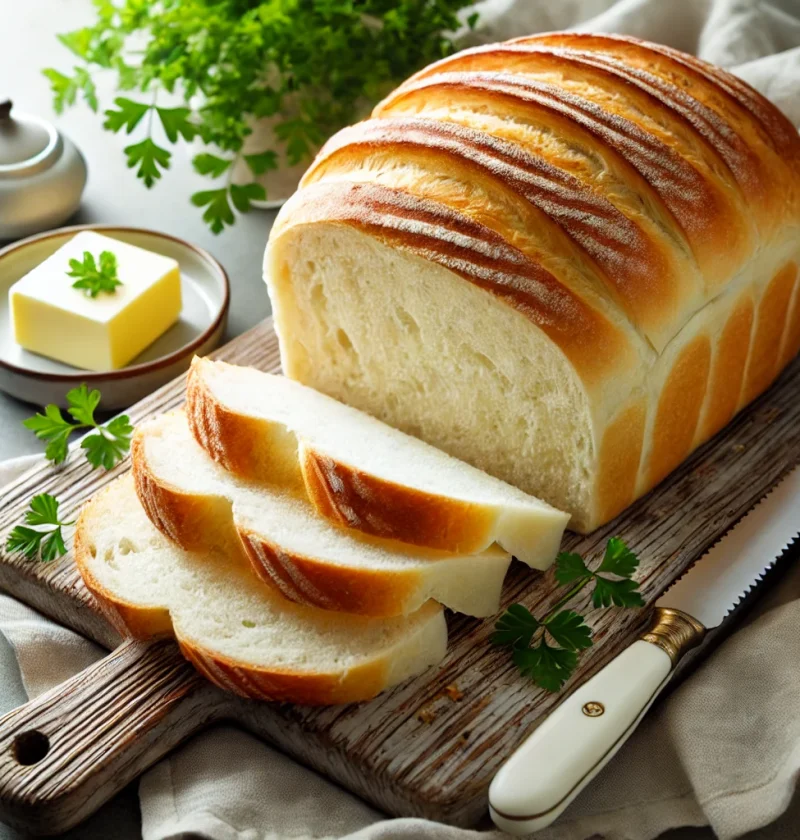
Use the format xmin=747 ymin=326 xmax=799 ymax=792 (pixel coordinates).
xmin=10 ymin=231 xmax=182 ymax=371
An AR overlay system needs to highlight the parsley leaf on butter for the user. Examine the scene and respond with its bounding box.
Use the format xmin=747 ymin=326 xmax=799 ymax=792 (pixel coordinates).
xmin=67 ymin=250 xmax=122 ymax=298
xmin=24 ymin=384 xmax=132 ymax=470
xmin=5 ymin=494 xmax=72 ymax=562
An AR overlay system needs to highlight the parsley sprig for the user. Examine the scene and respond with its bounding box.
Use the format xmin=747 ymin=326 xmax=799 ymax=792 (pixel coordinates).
xmin=67 ymin=250 xmax=123 ymax=298
xmin=492 ymin=539 xmax=643 ymax=693
xmin=5 ymin=494 xmax=73 ymax=562
xmin=24 ymin=384 xmax=133 ymax=469
xmin=43 ymin=0 xmax=479 ymax=233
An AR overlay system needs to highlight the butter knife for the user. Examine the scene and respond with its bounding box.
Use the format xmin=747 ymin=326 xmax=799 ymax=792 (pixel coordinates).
xmin=489 ymin=465 xmax=800 ymax=835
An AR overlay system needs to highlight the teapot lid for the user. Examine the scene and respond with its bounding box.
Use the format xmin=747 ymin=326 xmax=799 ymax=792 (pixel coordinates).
xmin=0 ymin=100 xmax=62 ymax=178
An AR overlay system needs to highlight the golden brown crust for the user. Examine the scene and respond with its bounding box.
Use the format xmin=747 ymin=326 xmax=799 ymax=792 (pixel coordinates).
xmin=778 ymin=265 xmax=800 ymax=370
xmin=697 ymin=294 xmax=754 ymax=443
xmin=132 ymin=432 xmax=235 ymax=552
xmin=74 ymin=515 xmax=174 ymax=640
xmin=273 ymin=180 xmax=632 ymax=386
xmin=741 ymin=263 xmax=798 ymax=406
xmin=239 ymin=528 xmax=417 ymax=616
xmin=378 ymin=71 xmax=748 ymax=287
xmin=74 ymin=480 xmax=441 ymax=705
xmin=306 ymin=117 xmax=679 ymax=346
xmin=402 ymin=42 xmax=765 ymax=208
xmin=189 ymin=359 xmax=503 ymax=555
xmin=178 ymin=640 xmax=389 ymax=705
xmin=186 ymin=360 xmax=305 ymax=490
xmin=595 ymin=401 xmax=646 ymax=525
xmin=300 ymin=443 xmax=496 ymax=555
xmin=513 ymin=33 xmax=800 ymax=169
xmin=646 ymin=335 xmax=712 ymax=488
xmin=132 ymin=422 xmax=453 ymax=617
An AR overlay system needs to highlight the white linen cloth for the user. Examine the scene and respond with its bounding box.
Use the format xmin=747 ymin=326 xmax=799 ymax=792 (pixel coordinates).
xmin=2 ymin=0 xmax=800 ymax=837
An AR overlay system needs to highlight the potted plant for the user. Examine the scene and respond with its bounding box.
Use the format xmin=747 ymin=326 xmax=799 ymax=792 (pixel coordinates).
xmin=44 ymin=0 xmax=479 ymax=233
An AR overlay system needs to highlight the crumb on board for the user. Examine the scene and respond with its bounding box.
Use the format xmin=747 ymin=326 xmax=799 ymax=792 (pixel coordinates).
xmin=443 ymin=683 xmax=463 ymax=702
xmin=416 ymin=683 xmax=464 ymax=722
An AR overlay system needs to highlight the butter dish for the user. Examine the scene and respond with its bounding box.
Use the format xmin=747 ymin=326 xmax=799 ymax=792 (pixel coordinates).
xmin=10 ymin=230 xmax=182 ymax=371
xmin=0 ymin=225 xmax=229 ymax=409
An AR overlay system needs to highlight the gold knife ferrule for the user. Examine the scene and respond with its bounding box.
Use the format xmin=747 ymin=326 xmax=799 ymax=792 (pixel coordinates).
xmin=640 ymin=607 xmax=706 ymax=665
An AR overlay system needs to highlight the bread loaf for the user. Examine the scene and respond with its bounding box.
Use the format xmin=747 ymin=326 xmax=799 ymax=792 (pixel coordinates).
xmin=186 ymin=357 xmax=568 ymax=568
xmin=75 ymin=475 xmax=447 ymax=705
xmin=132 ymin=411 xmax=513 ymax=617
xmin=265 ymin=33 xmax=800 ymax=532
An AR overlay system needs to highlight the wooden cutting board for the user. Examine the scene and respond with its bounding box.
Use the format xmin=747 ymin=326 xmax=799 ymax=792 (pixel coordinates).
xmin=0 ymin=318 xmax=798 ymax=835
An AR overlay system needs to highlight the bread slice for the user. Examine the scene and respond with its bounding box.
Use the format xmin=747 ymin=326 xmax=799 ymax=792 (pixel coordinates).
xmin=75 ymin=475 xmax=447 ymax=705
xmin=132 ymin=411 xmax=513 ymax=617
xmin=187 ymin=357 xmax=568 ymax=569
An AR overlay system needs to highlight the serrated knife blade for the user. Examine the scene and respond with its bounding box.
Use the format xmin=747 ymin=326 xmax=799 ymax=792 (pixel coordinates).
xmin=491 ymin=465 xmax=800 ymax=836
xmin=657 ymin=464 xmax=800 ymax=627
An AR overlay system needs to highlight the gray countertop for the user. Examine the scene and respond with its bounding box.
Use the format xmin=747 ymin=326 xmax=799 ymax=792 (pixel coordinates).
xmin=1 ymin=2 xmax=797 ymax=838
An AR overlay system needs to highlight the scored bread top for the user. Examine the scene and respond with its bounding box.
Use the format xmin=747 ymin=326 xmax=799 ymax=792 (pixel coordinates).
xmin=132 ymin=411 xmax=513 ymax=617
xmin=265 ymin=32 xmax=800 ymax=531
xmin=275 ymin=32 xmax=800 ymax=385
xmin=187 ymin=357 xmax=568 ymax=568
xmin=75 ymin=475 xmax=447 ymax=705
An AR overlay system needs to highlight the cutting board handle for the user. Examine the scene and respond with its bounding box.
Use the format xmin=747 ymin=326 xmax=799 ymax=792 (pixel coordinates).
xmin=0 ymin=637 xmax=229 ymax=836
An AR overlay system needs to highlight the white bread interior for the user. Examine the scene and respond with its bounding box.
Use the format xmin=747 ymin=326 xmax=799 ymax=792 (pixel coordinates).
xmin=133 ymin=412 xmax=513 ymax=618
xmin=75 ymin=475 xmax=447 ymax=705
xmin=267 ymin=222 xmax=603 ymax=525
xmin=188 ymin=357 xmax=568 ymax=568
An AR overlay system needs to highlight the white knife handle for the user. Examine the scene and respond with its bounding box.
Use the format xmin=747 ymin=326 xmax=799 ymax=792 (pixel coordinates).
xmin=489 ymin=608 xmax=706 ymax=835
xmin=489 ymin=640 xmax=671 ymax=834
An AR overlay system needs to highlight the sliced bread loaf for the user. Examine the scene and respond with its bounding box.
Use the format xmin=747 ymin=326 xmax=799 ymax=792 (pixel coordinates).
xmin=75 ymin=475 xmax=447 ymax=705
xmin=187 ymin=357 xmax=568 ymax=569
xmin=132 ymin=411 xmax=513 ymax=617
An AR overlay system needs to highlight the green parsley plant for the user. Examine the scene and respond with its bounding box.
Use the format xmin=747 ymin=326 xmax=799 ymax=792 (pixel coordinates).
xmin=24 ymin=384 xmax=133 ymax=469
xmin=5 ymin=494 xmax=73 ymax=562
xmin=43 ymin=0 xmax=479 ymax=233
xmin=492 ymin=538 xmax=643 ymax=693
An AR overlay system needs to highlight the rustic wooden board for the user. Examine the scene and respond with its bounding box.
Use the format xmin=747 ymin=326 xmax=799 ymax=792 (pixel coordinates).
xmin=0 ymin=317 xmax=798 ymax=833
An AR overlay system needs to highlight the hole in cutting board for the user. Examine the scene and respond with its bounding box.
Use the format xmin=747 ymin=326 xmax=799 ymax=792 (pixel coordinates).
xmin=13 ymin=730 xmax=50 ymax=765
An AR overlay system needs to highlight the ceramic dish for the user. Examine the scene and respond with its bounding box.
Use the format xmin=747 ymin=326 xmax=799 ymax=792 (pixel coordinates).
xmin=0 ymin=224 xmax=229 ymax=409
